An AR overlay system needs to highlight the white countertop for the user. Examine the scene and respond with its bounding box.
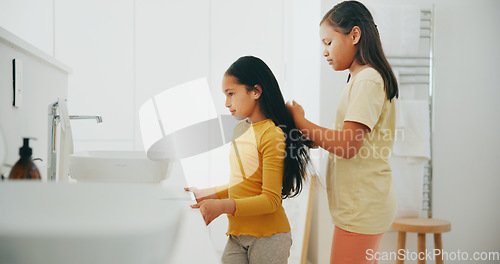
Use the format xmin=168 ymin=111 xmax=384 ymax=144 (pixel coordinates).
xmin=0 ymin=181 xmax=219 ymax=264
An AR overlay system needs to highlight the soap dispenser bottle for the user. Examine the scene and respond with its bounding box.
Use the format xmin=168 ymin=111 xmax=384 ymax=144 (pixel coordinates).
xmin=9 ymin=138 xmax=41 ymax=180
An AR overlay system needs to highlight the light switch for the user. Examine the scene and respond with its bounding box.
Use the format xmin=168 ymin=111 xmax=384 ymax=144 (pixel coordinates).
xmin=13 ymin=59 xmax=23 ymax=107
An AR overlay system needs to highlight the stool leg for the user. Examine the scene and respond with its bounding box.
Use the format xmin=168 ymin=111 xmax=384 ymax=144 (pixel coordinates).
xmin=396 ymin=232 xmax=406 ymax=264
xmin=434 ymin=233 xmax=444 ymax=264
xmin=417 ymin=233 xmax=426 ymax=264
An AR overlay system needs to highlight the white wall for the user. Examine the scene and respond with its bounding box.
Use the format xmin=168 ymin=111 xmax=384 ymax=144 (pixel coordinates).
xmin=0 ymin=0 xmax=54 ymax=56
xmin=432 ymin=0 xmax=500 ymax=261
xmin=53 ymin=0 xmax=286 ymax=153
xmin=55 ymin=0 xmax=136 ymax=151
xmin=133 ymin=0 xmax=211 ymax=151
xmin=209 ymin=0 xmax=285 ymax=115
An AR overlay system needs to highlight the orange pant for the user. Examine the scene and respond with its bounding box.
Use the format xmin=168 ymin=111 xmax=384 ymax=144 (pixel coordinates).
xmin=330 ymin=226 xmax=385 ymax=264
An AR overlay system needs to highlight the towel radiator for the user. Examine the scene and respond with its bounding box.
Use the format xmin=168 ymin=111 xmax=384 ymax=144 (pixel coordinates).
xmin=387 ymin=7 xmax=434 ymax=218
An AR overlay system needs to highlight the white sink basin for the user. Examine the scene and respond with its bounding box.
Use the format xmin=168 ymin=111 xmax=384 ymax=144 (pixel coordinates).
xmin=69 ymin=151 xmax=168 ymax=183
xmin=0 ymin=181 xmax=191 ymax=264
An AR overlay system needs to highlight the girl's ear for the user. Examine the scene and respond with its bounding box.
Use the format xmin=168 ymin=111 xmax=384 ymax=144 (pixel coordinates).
xmin=351 ymin=26 xmax=361 ymax=45
xmin=253 ymin=85 xmax=262 ymax=99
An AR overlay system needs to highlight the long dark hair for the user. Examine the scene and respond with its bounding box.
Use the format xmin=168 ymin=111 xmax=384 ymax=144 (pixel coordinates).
xmin=225 ymin=56 xmax=311 ymax=199
xmin=321 ymin=0 xmax=399 ymax=101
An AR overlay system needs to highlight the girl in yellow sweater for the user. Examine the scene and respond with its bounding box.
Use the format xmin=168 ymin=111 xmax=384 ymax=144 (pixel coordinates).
xmin=185 ymin=56 xmax=312 ymax=264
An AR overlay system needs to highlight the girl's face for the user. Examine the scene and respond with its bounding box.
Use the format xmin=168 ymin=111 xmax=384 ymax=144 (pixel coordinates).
xmin=320 ymin=22 xmax=358 ymax=71
xmin=222 ymin=75 xmax=262 ymax=121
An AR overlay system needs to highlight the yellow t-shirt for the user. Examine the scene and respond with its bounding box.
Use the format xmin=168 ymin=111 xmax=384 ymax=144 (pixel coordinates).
xmin=215 ymin=119 xmax=291 ymax=237
xmin=327 ymin=67 xmax=397 ymax=235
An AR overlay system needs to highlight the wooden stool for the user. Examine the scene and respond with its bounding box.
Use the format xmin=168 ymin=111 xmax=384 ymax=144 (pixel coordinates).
xmin=391 ymin=218 xmax=451 ymax=264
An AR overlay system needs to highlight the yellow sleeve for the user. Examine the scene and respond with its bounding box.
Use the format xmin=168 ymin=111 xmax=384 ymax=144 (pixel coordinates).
xmin=215 ymin=184 xmax=229 ymax=199
xmin=233 ymin=127 xmax=286 ymax=216
xmin=344 ymin=78 xmax=386 ymax=131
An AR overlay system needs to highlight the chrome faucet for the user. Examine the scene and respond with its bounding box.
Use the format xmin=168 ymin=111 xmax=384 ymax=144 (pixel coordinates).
xmin=68 ymin=115 xmax=103 ymax=123
xmin=48 ymin=101 xmax=102 ymax=181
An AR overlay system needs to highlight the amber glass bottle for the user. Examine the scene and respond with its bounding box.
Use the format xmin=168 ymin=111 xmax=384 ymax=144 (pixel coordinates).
xmin=9 ymin=138 xmax=41 ymax=180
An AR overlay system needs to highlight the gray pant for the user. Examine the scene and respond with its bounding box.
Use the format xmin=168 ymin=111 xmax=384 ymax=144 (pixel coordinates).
xmin=221 ymin=232 xmax=292 ymax=264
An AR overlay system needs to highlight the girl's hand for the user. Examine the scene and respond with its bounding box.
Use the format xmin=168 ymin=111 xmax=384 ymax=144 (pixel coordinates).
xmin=286 ymin=100 xmax=305 ymax=121
xmin=190 ymin=199 xmax=235 ymax=225
xmin=184 ymin=187 xmax=201 ymax=203
xmin=184 ymin=187 xmax=217 ymax=203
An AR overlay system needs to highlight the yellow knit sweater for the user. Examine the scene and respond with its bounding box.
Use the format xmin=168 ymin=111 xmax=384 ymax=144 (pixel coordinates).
xmin=215 ymin=119 xmax=290 ymax=237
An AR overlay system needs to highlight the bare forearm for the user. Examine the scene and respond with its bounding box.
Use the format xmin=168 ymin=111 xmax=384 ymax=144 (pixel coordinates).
xmin=191 ymin=199 xmax=236 ymax=225
xmin=197 ymin=187 xmax=218 ymax=201
xmin=294 ymin=117 xmax=362 ymax=159
xmin=295 ymin=117 xmax=342 ymax=155
xmin=221 ymin=199 xmax=236 ymax=215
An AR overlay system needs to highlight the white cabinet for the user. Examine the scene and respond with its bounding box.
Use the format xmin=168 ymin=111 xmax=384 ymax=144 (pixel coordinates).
xmin=0 ymin=27 xmax=70 ymax=180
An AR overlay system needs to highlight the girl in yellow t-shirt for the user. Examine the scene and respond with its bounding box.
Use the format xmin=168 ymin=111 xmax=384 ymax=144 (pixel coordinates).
xmin=287 ymin=1 xmax=399 ymax=264
xmin=185 ymin=56 xmax=312 ymax=264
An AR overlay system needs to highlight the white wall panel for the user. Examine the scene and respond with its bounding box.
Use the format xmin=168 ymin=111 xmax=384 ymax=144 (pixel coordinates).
xmin=55 ymin=0 xmax=134 ymax=151
xmin=133 ymin=0 xmax=210 ymax=150
xmin=0 ymin=0 xmax=53 ymax=55
xmin=210 ymin=0 xmax=285 ymax=115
